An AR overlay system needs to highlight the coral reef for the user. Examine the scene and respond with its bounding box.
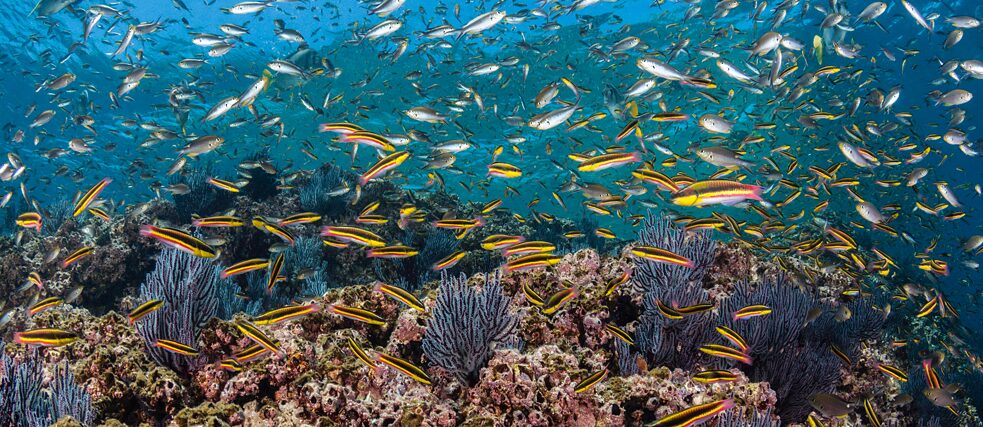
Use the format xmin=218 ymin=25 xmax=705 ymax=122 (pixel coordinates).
xmin=0 ymin=197 xmax=970 ymax=426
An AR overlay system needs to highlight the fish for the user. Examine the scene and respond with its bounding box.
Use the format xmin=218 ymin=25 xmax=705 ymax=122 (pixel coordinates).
xmin=480 ymin=234 xmax=525 ymax=250
xmin=651 ymin=399 xmax=735 ymax=426
xmin=62 ymin=246 xmax=95 ymax=268
xmin=16 ymin=212 xmax=42 ymax=233
xmin=577 ymin=153 xmax=642 ymax=172
xmin=695 ymin=147 xmax=752 ymax=168
xmin=366 ymin=245 xmax=419 ymax=258
xmin=541 ymin=287 xmax=578 ymax=315
xmin=221 ymin=258 xmax=270 ymax=279
xmin=374 ymin=283 xmax=425 ymax=312
xmin=14 ymin=328 xmax=78 ymax=347
xmin=329 ymin=305 xmax=386 ymax=325
xmin=154 ymin=339 xmax=199 ymax=356
xmin=28 ymin=297 xmax=63 ymax=316
xmin=432 ymin=251 xmax=467 ymax=270
xmin=504 ymin=253 xmax=561 ymax=272
xmin=179 ymin=136 xmax=224 ymax=157
xmin=697 ymin=114 xmax=733 ymax=134
xmin=128 ymin=300 xmax=164 ymax=324
xmin=692 ymin=370 xmax=739 ymax=384
xmin=376 ymin=352 xmax=432 ymax=385
xmin=320 ymin=226 xmax=386 ymax=247
xmin=630 ymin=246 xmax=693 ymax=268
xmin=809 ymin=393 xmax=852 ymax=418
xmin=348 ymin=338 xmax=377 ymax=371
xmin=73 ymin=178 xmax=111 ymax=217
xmin=234 ymin=344 xmax=270 ymax=364
xmin=877 ymin=364 xmax=908 ymax=382
xmin=140 ymin=226 xmax=217 ymax=258
xmin=235 ymin=320 xmax=281 ymax=354
xmin=715 ymin=326 xmax=748 ymax=352
xmin=359 ymin=151 xmax=410 ymax=185
xmin=456 ymin=10 xmax=506 ymax=38
xmin=253 ymin=304 xmax=320 ymax=326
xmin=670 ymin=180 xmax=763 ymax=207
xmin=192 ymin=216 xmax=244 ymax=228
xmin=699 ymin=344 xmax=752 ymax=365
xmin=266 ymin=254 xmax=285 ymax=293
xmin=574 ymin=369 xmax=608 ymax=393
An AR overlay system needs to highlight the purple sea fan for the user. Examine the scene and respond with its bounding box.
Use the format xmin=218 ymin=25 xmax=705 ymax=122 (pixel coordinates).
xmin=717 ymin=277 xmax=886 ymax=423
xmin=716 ymin=408 xmax=780 ymax=427
xmin=632 ymin=213 xmax=717 ymax=294
xmin=0 ymin=346 xmax=95 ymax=426
xmin=633 ymin=213 xmax=718 ymax=369
xmin=135 ymin=248 xmax=225 ymax=376
xmin=422 ymin=271 xmax=519 ymax=384
xmin=718 ymin=278 xmax=813 ymax=355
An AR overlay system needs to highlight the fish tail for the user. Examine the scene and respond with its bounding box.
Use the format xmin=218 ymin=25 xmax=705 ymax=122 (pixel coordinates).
xmin=748 ymin=184 xmax=764 ymax=201
xmin=139 ymin=224 xmax=156 ymax=238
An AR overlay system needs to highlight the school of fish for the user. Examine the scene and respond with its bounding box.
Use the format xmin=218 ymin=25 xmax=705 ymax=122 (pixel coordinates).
xmin=3 ymin=0 xmax=983 ymax=424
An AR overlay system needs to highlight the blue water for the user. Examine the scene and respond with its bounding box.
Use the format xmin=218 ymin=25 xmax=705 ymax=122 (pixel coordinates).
xmin=2 ymin=0 xmax=983 ymax=421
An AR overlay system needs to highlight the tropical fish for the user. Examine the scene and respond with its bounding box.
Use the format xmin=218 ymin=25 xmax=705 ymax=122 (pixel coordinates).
xmin=140 ymin=226 xmax=217 ymax=258
xmin=670 ymin=180 xmax=763 ymax=207
xmin=651 ymin=399 xmax=735 ymax=426
xmin=14 ymin=328 xmax=78 ymax=347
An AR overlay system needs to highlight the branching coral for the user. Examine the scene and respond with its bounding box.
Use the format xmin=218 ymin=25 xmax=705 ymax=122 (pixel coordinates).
xmin=422 ymin=271 xmax=519 ymax=384
xmin=135 ymin=248 xmax=225 ymax=376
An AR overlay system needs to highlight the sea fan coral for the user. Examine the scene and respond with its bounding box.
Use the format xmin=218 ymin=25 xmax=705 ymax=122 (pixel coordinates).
xmin=716 ymin=408 xmax=780 ymax=427
xmin=422 ymin=271 xmax=519 ymax=383
xmin=299 ymin=164 xmax=351 ymax=216
xmin=135 ymin=248 xmax=225 ymax=376
xmin=0 ymin=348 xmax=46 ymax=426
xmin=719 ymin=277 xmax=885 ymax=422
xmin=632 ymin=213 xmax=717 ymax=294
xmin=171 ymin=168 xmax=232 ymax=221
xmin=0 ymin=346 xmax=95 ymax=426
xmin=718 ymin=278 xmax=813 ymax=356
xmin=47 ymin=361 xmax=96 ymax=425
xmin=634 ymin=213 xmax=718 ymax=369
